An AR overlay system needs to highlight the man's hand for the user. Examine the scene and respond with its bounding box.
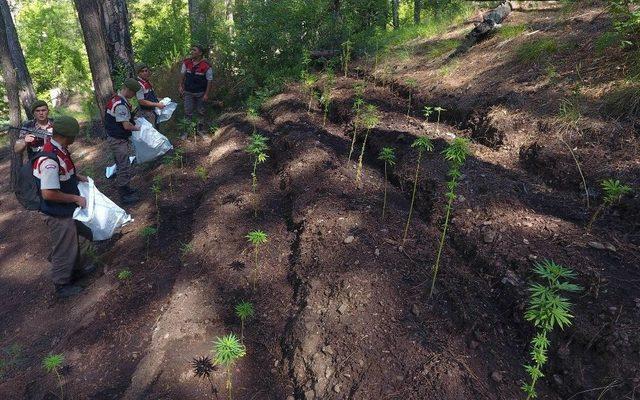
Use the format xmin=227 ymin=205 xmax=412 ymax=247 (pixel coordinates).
xmin=75 ymin=195 xmax=87 ymax=208
xmin=134 ymin=125 xmax=141 ymax=131
xmin=156 ymin=103 xmax=166 ymax=110
xmin=24 ymin=134 xmax=36 ymax=144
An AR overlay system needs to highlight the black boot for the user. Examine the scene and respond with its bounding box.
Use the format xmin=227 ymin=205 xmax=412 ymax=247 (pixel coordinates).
xmin=119 ymin=186 xmax=139 ymax=205
xmin=55 ymin=284 xmax=83 ymax=298
xmin=71 ymin=263 xmax=98 ymax=282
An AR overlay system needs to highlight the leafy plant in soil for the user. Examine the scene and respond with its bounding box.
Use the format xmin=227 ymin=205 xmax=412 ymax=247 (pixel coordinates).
xmin=378 ymin=147 xmax=396 ymax=220
xmin=245 ymin=133 xmax=269 ymax=217
xmin=246 ymin=230 xmax=268 ymax=289
xmin=178 ymin=118 xmax=197 ymax=142
xmin=355 ymin=104 xmax=380 ymax=187
xmin=587 ymin=179 xmax=633 ymax=231
xmin=117 ymin=269 xmax=132 ymax=281
xmin=423 ymin=106 xmax=434 ymax=123
xmin=320 ymin=68 xmax=335 ymax=127
xmin=196 ymin=165 xmax=208 ymax=182
xmin=191 ymin=356 xmax=217 ymax=397
xmin=212 ymin=334 xmax=246 ymax=400
xmin=434 ymin=106 xmax=446 ymax=131
xmin=235 ymin=301 xmax=255 ymax=341
xmin=430 ymin=137 xmax=470 ymax=298
xmin=42 ymin=353 xmax=64 ymax=399
xmin=151 ymin=176 xmax=162 ymax=224
xmin=341 ymin=39 xmax=352 ymax=77
xmin=521 ymin=260 xmax=581 ymax=399
xmin=301 ymin=71 xmax=317 ymax=113
xmin=405 ymin=78 xmax=418 ymax=118
xmin=348 ymin=84 xmax=366 ymax=162
xmin=402 ymin=137 xmax=434 ymax=245
xmin=140 ymin=226 xmax=158 ymax=260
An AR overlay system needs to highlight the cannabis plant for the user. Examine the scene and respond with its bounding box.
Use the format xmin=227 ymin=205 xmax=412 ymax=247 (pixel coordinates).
xmin=117 ymin=269 xmax=132 ymax=281
xmin=430 ymin=138 xmax=470 ymax=297
xmin=140 ymin=226 xmax=158 ymax=260
xmin=355 ymin=104 xmax=380 ymax=187
xmin=587 ymin=179 xmax=632 ymax=231
xmin=245 ymin=133 xmax=269 ymax=194
xmin=195 ymin=165 xmax=208 ymax=182
xmin=320 ymin=68 xmax=335 ymax=127
xmin=191 ymin=356 xmax=217 ymax=396
xmin=522 ymin=260 xmax=581 ymax=399
xmin=402 ymin=137 xmax=434 ymax=245
xmin=42 ymin=353 xmax=64 ymax=400
xmin=378 ymin=147 xmax=396 ymax=220
xmin=434 ymin=106 xmax=446 ymax=132
xmin=423 ymin=106 xmax=434 ymax=122
xmin=178 ymin=118 xmax=197 ymax=141
xmin=235 ymin=301 xmax=255 ymax=341
xmin=341 ymin=39 xmax=352 ymax=78
xmin=348 ymin=85 xmax=366 ymax=162
xmin=212 ymin=334 xmax=246 ymax=400
xmin=301 ymin=71 xmax=318 ymax=113
xmin=246 ymin=230 xmax=268 ymax=290
xmin=405 ymin=78 xmax=418 ymax=118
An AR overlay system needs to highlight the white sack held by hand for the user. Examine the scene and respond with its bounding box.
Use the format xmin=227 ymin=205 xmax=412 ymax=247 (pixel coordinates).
xmin=155 ymin=97 xmax=178 ymax=123
xmin=73 ymin=177 xmax=133 ymax=241
xmin=132 ymin=117 xmax=173 ymax=164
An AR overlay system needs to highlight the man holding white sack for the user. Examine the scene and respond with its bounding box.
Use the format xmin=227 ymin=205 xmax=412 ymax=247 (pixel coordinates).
xmin=32 ymin=116 xmax=94 ymax=298
xmin=135 ymin=63 xmax=165 ymax=126
xmin=105 ymin=78 xmax=142 ymax=205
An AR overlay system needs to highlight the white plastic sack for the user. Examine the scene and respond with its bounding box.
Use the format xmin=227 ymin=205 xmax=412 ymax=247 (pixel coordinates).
xmin=105 ymin=156 xmax=136 ymax=178
xmin=74 ymin=177 xmax=133 ymax=241
xmin=132 ymin=117 xmax=173 ymax=164
xmin=155 ymin=97 xmax=177 ymax=124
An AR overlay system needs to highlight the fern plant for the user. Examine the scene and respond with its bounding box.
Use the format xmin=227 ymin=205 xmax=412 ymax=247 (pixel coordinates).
xmin=405 ymin=78 xmax=418 ymax=118
xmin=378 ymin=147 xmax=396 ymax=220
xmin=430 ymin=138 xmax=470 ymax=297
xmin=212 ymin=334 xmax=246 ymax=400
xmin=140 ymin=226 xmax=158 ymax=260
xmin=355 ymin=104 xmax=380 ymax=187
xmin=521 ymin=260 xmax=581 ymax=399
xmin=587 ymin=179 xmax=632 ymax=231
xmin=402 ymin=137 xmax=434 ymax=245
xmin=42 ymin=354 xmax=64 ymax=400
xmin=246 ymin=230 xmax=268 ymax=290
xmin=235 ymin=301 xmax=255 ymax=341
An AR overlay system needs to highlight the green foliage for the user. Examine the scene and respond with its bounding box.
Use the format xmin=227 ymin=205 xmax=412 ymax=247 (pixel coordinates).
xmin=247 ymin=230 xmax=267 ymax=289
xmin=320 ymin=68 xmax=336 ymax=127
xmin=522 ymin=260 xmax=581 ymax=399
xmin=235 ymin=301 xmax=255 ymax=341
xmin=423 ymin=38 xmax=461 ymax=59
xmin=608 ymin=0 xmax=640 ymax=47
xmin=587 ymin=179 xmax=632 ymax=231
xmin=517 ymin=38 xmax=558 ymax=63
xmin=341 ymin=39 xmax=352 ymax=77
xmin=602 ymin=82 xmax=640 ymax=119
xmin=402 ymin=137 xmax=434 ymax=244
xmin=349 ymin=83 xmax=366 ymax=162
xmin=212 ymin=333 xmax=246 ymax=400
xmin=140 ymin=226 xmax=158 ymax=260
xmin=301 ymin=71 xmax=318 ymax=112
xmin=180 ymin=242 xmax=194 ymax=257
xmin=497 ymin=23 xmax=528 ymax=39
xmin=117 ymin=269 xmax=132 ymax=281
xmin=430 ymin=138 xmax=470 ymax=297
xmin=195 ymin=166 xmax=208 ymax=182
xmin=378 ymin=147 xmax=396 ymax=219
xmin=355 ymin=104 xmax=380 ymax=187
xmin=178 ymin=118 xmax=198 ymax=141
xmin=245 ymin=133 xmax=269 ymax=197
xmin=594 ymin=31 xmax=621 ymax=54
xmin=43 ymin=353 xmax=65 ymax=399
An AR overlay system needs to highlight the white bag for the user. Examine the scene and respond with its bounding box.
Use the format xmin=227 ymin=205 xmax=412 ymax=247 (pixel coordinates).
xmin=132 ymin=117 xmax=173 ymax=164
xmin=105 ymin=156 xmax=136 ymax=178
xmin=73 ymin=177 xmax=133 ymax=241
xmin=155 ymin=97 xmax=177 ymax=124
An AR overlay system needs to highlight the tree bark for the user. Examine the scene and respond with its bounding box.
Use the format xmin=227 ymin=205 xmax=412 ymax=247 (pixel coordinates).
xmin=0 ymin=0 xmax=36 ymax=120
xmin=392 ymin=0 xmax=399 ymax=29
xmin=101 ymin=0 xmax=134 ymax=81
xmin=74 ymin=0 xmax=114 ymax=124
xmin=188 ymin=0 xmax=209 ymax=45
xmin=414 ymin=0 xmax=421 ymax=24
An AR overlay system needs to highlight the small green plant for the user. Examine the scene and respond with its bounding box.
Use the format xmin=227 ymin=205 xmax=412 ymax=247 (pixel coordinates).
xmin=430 ymin=138 xmax=470 ymax=297
xmin=213 ymin=334 xmax=246 ymax=400
xmin=178 ymin=118 xmax=197 ymax=141
xmin=301 ymin=71 xmax=318 ymax=113
xmin=151 ymin=176 xmax=162 ymax=223
xmin=521 ymin=260 xmax=581 ymax=399
xmin=355 ymin=104 xmax=380 ymax=187
xmin=117 ymin=269 xmax=132 ymax=281
xmin=245 ymin=133 xmax=269 ymax=194
xmin=587 ymin=179 xmax=633 ymax=231
xmin=180 ymin=242 xmax=193 ymax=259
xmin=405 ymin=78 xmax=418 ymax=118
xmin=348 ymin=84 xmax=366 ymax=162
xmin=341 ymin=39 xmax=352 ymax=78
xmin=402 ymin=137 xmax=434 ymax=245
xmin=42 ymin=353 xmax=65 ymax=400
xmin=434 ymin=106 xmax=446 ymax=132
xmin=517 ymin=38 xmax=558 ymax=63
xmin=320 ymin=68 xmax=335 ymax=127
xmin=235 ymin=301 xmax=255 ymax=341
xmin=195 ymin=165 xmax=208 ymax=182
xmin=191 ymin=356 xmax=217 ymax=396
xmin=378 ymin=147 xmax=396 ymax=220
xmin=174 ymin=148 xmax=185 ymax=169
xmin=246 ymin=230 xmax=268 ymax=290
xmin=140 ymin=226 xmax=158 ymax=260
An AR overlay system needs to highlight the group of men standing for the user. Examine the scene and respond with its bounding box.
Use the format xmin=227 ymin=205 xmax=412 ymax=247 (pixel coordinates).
xmin=13 ymin=45 xmax=214 ymax=298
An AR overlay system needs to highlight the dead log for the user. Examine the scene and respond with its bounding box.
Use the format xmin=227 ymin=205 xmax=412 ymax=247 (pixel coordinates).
xmin=310 ymin=49 xmax=340 ymax=60
xmin=451 ymin=1 xmax=513 ymax=57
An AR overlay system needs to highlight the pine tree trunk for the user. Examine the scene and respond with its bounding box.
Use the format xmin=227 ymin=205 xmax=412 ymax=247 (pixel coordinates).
xmin=414 ymin=0 xmax=421 ymax=24
xmin=392 ymin=0 xmax=399 ymax=29
xmin=101 ymin=0 xmax=134 ymax=81
xmin=74 ymin=0 xmax=115 ymax=125
xmin=188 ymin=0 xmax=209 ymax=45
xmin=0 ymin=0 xmax=36 ymax=119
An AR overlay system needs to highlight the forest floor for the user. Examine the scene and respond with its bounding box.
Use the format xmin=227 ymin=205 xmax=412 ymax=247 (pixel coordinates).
xmin=1 ymin=3 xmax=639 ymax=400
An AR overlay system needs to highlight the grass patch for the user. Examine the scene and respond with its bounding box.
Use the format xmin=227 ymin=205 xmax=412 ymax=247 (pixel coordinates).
xmin=423 ymin=38 xmax=462 ymax=58
xmin=594 ymin=31 xmax=620 ymax=55
xmin=438 ymin=59 xmax=460 ymax=76
xmin=497 ymin=23 xmax=528 ymax=39
xmin=517 ymin=37 xmax=558 ymax=62
xmin=602 ymin=82 xmax=640 ymax=119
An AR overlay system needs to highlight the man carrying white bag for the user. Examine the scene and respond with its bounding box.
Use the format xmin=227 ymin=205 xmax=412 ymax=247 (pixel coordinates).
xmin=131 ymin=117 xmax=173 ymax=164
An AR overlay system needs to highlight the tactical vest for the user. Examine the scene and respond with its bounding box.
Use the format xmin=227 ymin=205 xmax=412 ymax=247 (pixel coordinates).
xmin=183 ymin=58 xmax=211 ymax=93
xmin=104 ymin=95 xmax=134 ymax=139
xmin=33 ymin=140 xmax=79 ymax=218
xmin=137 ymin=77 xmax=159 ymax=110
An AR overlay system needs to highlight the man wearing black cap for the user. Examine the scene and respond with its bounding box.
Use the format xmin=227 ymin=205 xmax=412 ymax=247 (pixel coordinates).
xmin=33 ymin=116 xmax=94 ymax=298
xmin=135 ymin=63 xmax=165 ymax=126
xmin=14 ymin=100 xmax=54 ymax=158
xmin=105 ymin=78 xmax=142 ymax=205
xmin=178 ymin=44 xmax=214 ymax=128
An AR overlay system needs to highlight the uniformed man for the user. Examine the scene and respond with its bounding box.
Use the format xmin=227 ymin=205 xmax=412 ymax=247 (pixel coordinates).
xmin=105 ymin=78 xmax=142 ymax=205
xmin=13 ymin=99 xmax=54 ymax=158
xmin=178 ymin=44 xmax=214 ymax=127
xmin=135 ymin=63 xmax=165 ymax=126
xmin=33 ymin=116 xmax=94 ymax=298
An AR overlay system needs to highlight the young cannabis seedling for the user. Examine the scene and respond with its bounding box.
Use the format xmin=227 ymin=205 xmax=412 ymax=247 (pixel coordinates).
xmin=178 ymin=118 xmax=198 ymax=142
xmin=378 ymin=147 xmax=396 ymax=220
xmin=235 ymin=301 xmax=255 ymax=341
xmin=195 ymin=166 xmax=208 ymax=182
xmin=320 ymin=68 xmax=335 ymax=127
xmin=301 ymin=71 xmax=318 ymax=113
xmin=430 ymin=138 xmax=470 ymax=297
xmin=246 ymin=230 xmax=268 ymax=290
xmin=522 ymin=260 xmax=581 ymax=399
xmin=423 ymin=106 xmax=434 ymax=123
xmin=213 ymin=333 xmax=246 ymax=400
xmin=355 ymin=104 xmax=380 ymax=187
xmin=140 ymin=226 xmax=158 ymax=260
xmin=402 ymin=137 xmax=434 ymax=245
xmin=42 ymin=353 xmax=64 ymax=400
xmin=348 ymin=85 xmax=366 ymax=163
xmin=405 ymin=78 xmax=418 ymax=118
xmin=117 ymin=269 xmax=132 ymax=281
xmin=245 ymin=133 xmax=269 ymax=194
xmin=341 ymin=39 xmax=352 ymax=78
xmin=587 ymin=179 xmax=632 ymax=231
xmin=191 ymin=356 xmax=217 ymax=396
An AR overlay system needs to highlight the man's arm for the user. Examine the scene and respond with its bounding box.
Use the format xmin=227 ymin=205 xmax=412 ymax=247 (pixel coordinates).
xmin=203 ymin=67 xmax=214 ymax=101
xmin=139 ymin=99 xmax=165 ymax=109
xmin=122 ymin=121 xmax=141 ymax=131
xmin=178 ymin=63 xmax=186 ymax=96
xmin=41 ymin=189 xmax=86 ymax=208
